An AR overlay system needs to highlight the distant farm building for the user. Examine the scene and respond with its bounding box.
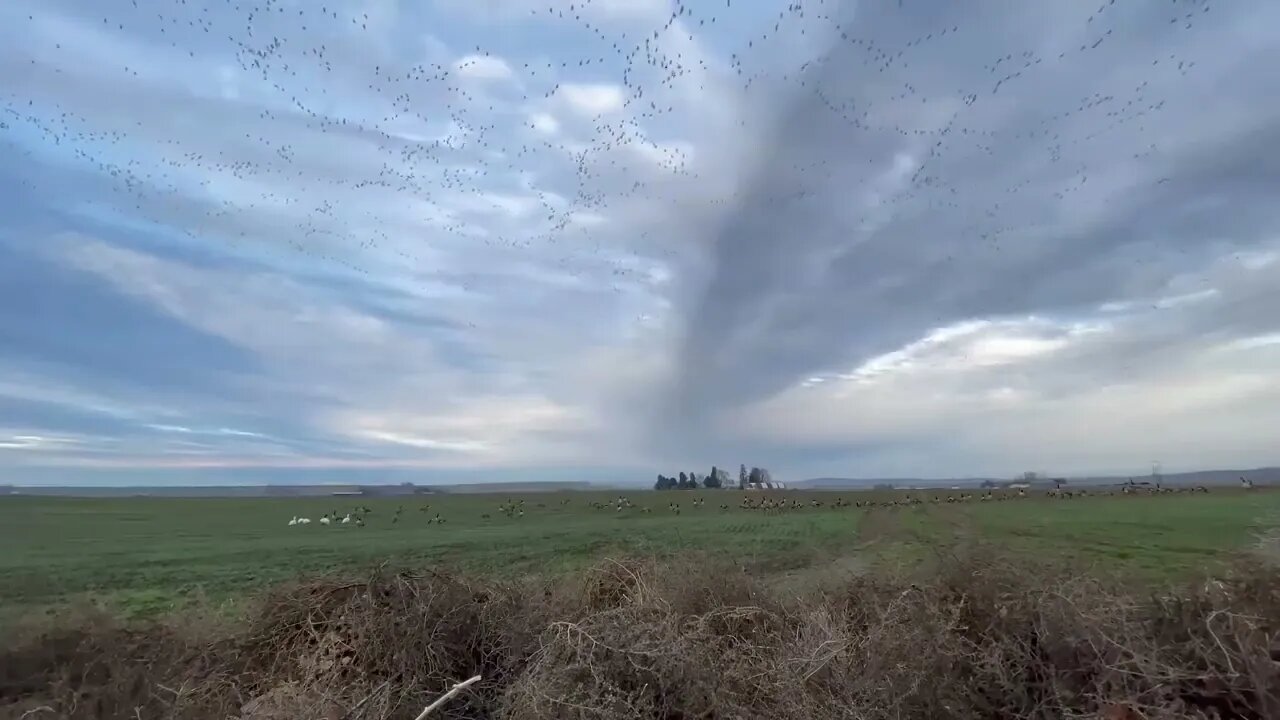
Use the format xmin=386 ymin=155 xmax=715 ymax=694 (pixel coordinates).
xmin=744 ymin=481 xmax=788 ymax=490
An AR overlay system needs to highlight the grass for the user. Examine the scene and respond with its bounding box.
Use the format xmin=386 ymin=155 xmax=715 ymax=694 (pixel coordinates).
xmin=1 ymin=488 xmax=1277 ymax=620
xmin=890 ymin=489 xmax=1280 ymax=575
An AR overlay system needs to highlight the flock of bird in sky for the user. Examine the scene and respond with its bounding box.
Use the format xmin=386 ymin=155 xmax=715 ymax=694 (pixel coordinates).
xmin=3 ymin=0 xmax=1220 ymax=296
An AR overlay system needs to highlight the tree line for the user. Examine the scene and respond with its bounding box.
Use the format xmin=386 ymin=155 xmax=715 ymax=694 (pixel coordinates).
xmin=654 ymin=464 xmax=773 ymax=490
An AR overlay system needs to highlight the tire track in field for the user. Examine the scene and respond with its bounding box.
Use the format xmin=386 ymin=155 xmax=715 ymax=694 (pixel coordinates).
xmin=855 ymin=502 xmax=981 ymax=551
xmin=854 ymin=505 xmax=907 ymax=549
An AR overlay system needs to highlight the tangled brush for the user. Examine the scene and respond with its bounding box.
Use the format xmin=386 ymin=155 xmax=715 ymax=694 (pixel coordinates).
xmin=3 ymin=551 xmax=1279 ymax=720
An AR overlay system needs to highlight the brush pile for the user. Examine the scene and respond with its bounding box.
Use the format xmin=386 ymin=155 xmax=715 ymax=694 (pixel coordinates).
xmin=3 ymin=551 xmax=1278 ymax=719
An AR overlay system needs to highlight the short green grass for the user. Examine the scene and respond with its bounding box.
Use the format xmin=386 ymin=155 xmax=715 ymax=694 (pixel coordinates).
xmin=885 ymin=490 xmax=1280 ymax=576
xmin=1 ymin=489 xmax=1275 ymax=620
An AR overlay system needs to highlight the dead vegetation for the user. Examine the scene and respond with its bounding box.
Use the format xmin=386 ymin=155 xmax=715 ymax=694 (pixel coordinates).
xmin=3 ymin=548 xmax=1279 ymax=720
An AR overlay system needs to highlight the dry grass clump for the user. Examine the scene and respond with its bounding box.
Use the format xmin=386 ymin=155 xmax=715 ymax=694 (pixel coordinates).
xmin=230 ymin=567 xmax=556 ymax=719
xmin=3 ymin=550 xmax=1278 ymax=720
xmin=0 ymin=603 xmax=239 ymax=720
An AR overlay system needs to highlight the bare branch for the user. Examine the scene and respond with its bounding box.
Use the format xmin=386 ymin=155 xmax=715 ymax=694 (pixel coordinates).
xmin=413 ymin=675 xmax=482 ymax=720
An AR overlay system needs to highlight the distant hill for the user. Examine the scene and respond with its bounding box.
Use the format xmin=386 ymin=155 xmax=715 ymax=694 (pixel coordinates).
xmin=430 ymin=481 xmax=596 ymax=494
xmin=0 ymin=480 xmax=601 ymax=498
xmin=794 ymin=467 xmax=1280 ymax=490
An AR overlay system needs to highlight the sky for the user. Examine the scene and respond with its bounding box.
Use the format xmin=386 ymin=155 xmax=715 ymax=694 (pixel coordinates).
xmin=2 ymin=0 xmax=1279 ymax=486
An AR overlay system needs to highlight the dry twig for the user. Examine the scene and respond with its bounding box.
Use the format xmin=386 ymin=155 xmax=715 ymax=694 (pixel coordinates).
xmin=412 ymin=675 xmax=482 ymax=719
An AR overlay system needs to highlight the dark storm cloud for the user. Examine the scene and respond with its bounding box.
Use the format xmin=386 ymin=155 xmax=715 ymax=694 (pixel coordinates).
xmin=670 ymin=0 xmax=1280 ymax=421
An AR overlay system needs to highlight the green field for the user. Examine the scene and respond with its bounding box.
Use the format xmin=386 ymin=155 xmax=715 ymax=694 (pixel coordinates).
xmin=2 ymin=488 xmax=1277 ymax=620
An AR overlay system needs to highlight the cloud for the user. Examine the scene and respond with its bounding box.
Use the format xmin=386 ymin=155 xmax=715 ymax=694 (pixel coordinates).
xmin=453 ymin=53 xmax=515 ymax=82
xmin=556 ymin=82 xmax=626 ymax=117
xmin=528 ymin=111 xmax=560 ymax=135
xmin=661 ymin=1 xmax=1280 ymax=441
xmin=728 ymin=246 xmax=1280 ymax=476
xmin=435 ymin=0 xmax=672 ymax=25
xmin=28 ymin=233 xmax=631 ymax=468
xmin=2 ymin=0 xmax=1279 ymax=484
